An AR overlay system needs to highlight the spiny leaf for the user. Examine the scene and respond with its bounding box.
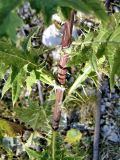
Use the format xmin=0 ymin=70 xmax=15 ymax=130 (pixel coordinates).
xmin=0 ymin=12 xmax=23 ymax=42
xmin=22 ymin=27 xmax=39 ymax=52
xmin=83 ymin=0 xmax=107 ymax=21
xmin=30 ymin=0 xmax=57 ymax=25
xmin=2 ymin=70 xmax=12 ymax=98
xmin=0 ymin=0 xmax=19 ymax=23
xmin=0 ymin=63 xmax=7 ymax=79
xmin=57 ymin=0 xmax=90 ymax=13
xmin=36 ymin=69 xmax=56 ymax=86
xmin=90 ymin=53 xmax=98 ymax=72
xmin=2 ymin=66 xmax=20 ymax=98
xmin=92 ymin=28 xmax=111 ymax=53
xmin=15 ymin=102 xmax=51 ymax=131
xmin=110 ymin=49 xmax=120 ymax=89
xmin=30 ymin=0 xmax=107 ymax=25
xmin=109 ymin=26 xmax=120 ymax=43
xmin=12 ymin=68 xmax=25 ymax=106
xmin=25 ymin=147 xmax=41 ymax=159
xmin=26 ymin=70 xmax=37 ymax=93
xmin=0 ymin=40 xmax=37 ymax=68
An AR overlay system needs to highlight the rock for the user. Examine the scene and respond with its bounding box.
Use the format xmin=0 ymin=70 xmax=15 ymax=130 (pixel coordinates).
xmin=100 ymin=119 xmax=105 ymax=125
xmin=104 ymin=98 xmax=108 ymax=102
xmin=101 ymin=105 xmax=106 ymax=114
xmin=114 ymin=107 xmax=120 ymax=116
xmin=102 ymin=125 xmax=112 ymax=137
xmin=16 ymin=145 xmax=23 ymax=156
xmin=2 ymin=137 xmax=14 ymax=149
xmin=108 ymin=132 xmax=120 ymax=143
xmin=105 ymin=102 xmax=111 ymax=107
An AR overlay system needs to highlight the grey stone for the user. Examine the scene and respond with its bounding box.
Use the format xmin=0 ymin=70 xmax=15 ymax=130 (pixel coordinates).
xmin=100 ymin=119 xmax=105 ymax=125
xmin=108 ymin=132 xmax=120 ymax=143
xmin=102 ymin=125 xmax=112 ymax=137
xmin=105 ymin=102 xmax=111 ymax=107
xmin=101 ymin=105 xmax=106 ymax=113
xmin=104 ymin=98 xmax=108 ymax=102
xmin=16 ymin=145 xmax=23 ymax=156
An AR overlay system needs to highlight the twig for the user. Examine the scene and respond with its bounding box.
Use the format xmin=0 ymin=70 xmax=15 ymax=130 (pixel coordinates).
xmin=37 ymin=80 xmax=44 ymax=105
xmin=93 ymin=73 xmax=103 ymax=160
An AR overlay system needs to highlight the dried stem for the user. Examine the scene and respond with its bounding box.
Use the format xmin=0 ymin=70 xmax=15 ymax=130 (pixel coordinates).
xmin=93 ymin=73 xmax=103 ymax=160
xmin=37 ymin=80 xmax=44 ymax=105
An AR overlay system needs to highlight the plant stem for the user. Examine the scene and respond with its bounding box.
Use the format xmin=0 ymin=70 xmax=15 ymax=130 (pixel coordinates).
xmin=93 ymin=73 xmax=102 ymax=160
xmin=37 ymin=80 xmax=44 ymax=105
xmin=52 ymin=130 xmax=56 ymax=160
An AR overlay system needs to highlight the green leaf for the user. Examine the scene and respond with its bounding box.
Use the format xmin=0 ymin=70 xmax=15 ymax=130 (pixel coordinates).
xmin=22 ymin=27 xmax=39 ymax=52
xmin=0 ymin=0 xmax=19 ymax=23
xmin=30 ymin=0 xmax=107 ymax=25
xmin=64 ymin=129 xmax=82 ymax=144
xmin=15 ymin=102 xmax=51 ymax=131
xmin=96 ymin=43 xmax=107 ymax=58
xmin=25 ymin=147 xmax=41 ymax=159
xmin=0 ymin=40 xmax=37 ymax=68
xmin=94 ymin=28 xmax=111 ymax=43
xmin=0 ymin=63 xmax=7 ymax=79
xmin=2 ymin=70 xmax=12 ymax=98
xmin=36 ymin=69 xmax=56 ymax=86
xmin=26 ymin=70 xmax=37 ymax=93
xmin=68 ymin=63 xmax=93 ymax=95
xmin=83 ymin=0 xmax=107 ymax=21
xmin=109 ymin=26 xmax=120 ymax=43
xmin=12 ymin=68 xmax=25 ymax=106
xmin=110 ymin=49 xmax=120 ymax=88
xmin=2 ymin=66 xmax=19 ymax=98
xmin=0 ymin=12 xmax=23 ymax=42
xmin=30 ymin=0 xmax=57 ymax=25
xmin=59 ymin=7 xmax=71 ymax=20
xmin=90 ymin=53 xmax=97 ymax=72
xmin=93 ymin=28 xmax=111 ymax=53
xmin=57 ymin=0 xmax=90 ymax=13
xmin=106 ymin=44 xmax=117 ymax=70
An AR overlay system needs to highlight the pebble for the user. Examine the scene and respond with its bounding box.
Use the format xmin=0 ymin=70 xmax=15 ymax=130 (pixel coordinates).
xmin=107 ymin=132 xmax=120 ymax=143
xmin=105 ymin=102 xmax=111 ymax=107
xmin=101 ymin=105 xmax=106 ymax=113
xmin=102 ymin=125 xmax=112 ymax=137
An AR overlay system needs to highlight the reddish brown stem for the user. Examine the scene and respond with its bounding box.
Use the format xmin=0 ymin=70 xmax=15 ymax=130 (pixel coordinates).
xmin=52 ymin=88 xmax=64 ymax=130
xmin=52 ymin=11 xmax=75 ymax=131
